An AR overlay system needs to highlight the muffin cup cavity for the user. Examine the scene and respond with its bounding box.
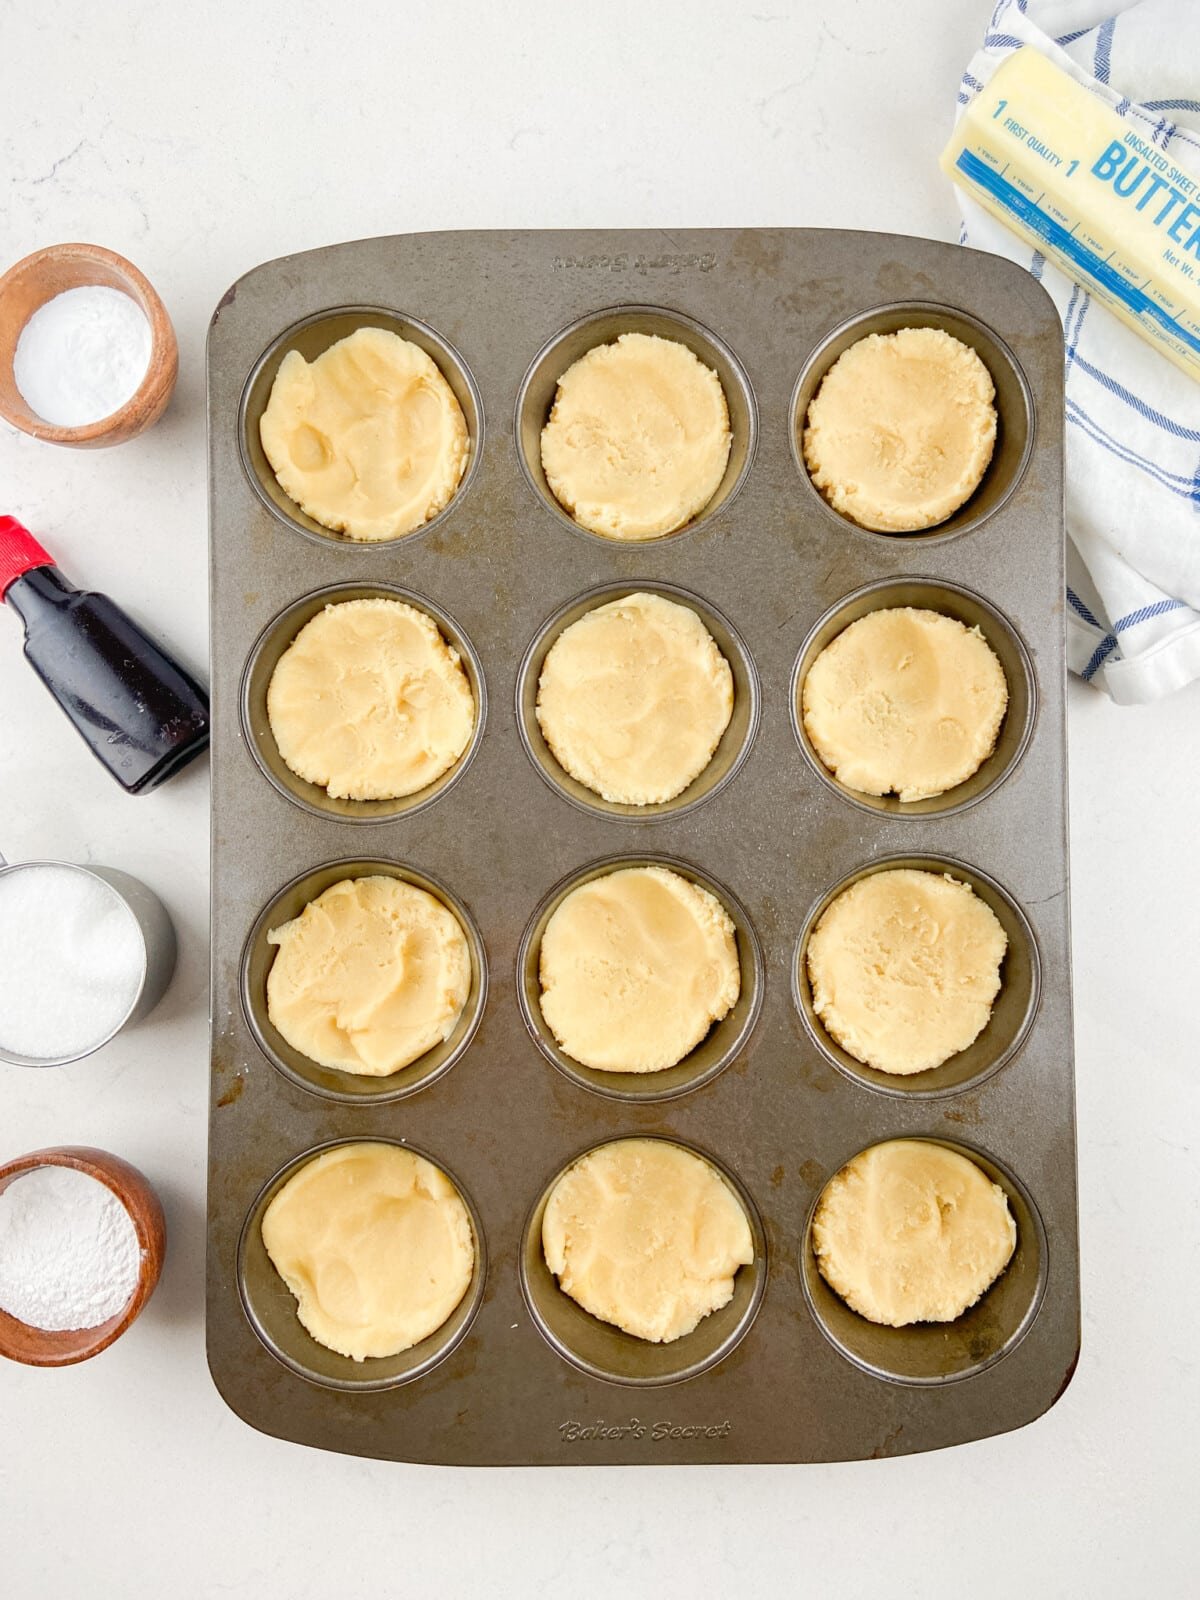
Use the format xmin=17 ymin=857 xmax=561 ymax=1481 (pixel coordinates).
xmin=793 ymin=854 xmax=1041 ymax=1100
xmin=238 ymin=1137 xmax=486 ymax=1391
xmin=800 ymin=1137 xmax=1048 ymax=1385
xmin=238 ymin=306 xmax=483 ymax=546
xmin=790 ymin=577 xmax=1037 ymax=819
xmin=241 ymin=582 xmax=486 ymax=823
xmin=790 ymin=302 xmax=1034 ymax=542
xmin=517 ymin=855 xmax=764 ymax=1104
xmin=515 ymin=304 xmax=757 ymax=544
xmin=241 ymin=859 xmax=487 ymax=1104
xmin=519 ymin=1134 xmax=767 ymax=1386
xmin=516 ymin=581 xmax=760 ymax=822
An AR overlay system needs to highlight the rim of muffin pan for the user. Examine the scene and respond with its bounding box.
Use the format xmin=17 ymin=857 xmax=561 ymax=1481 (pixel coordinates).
xmin=518 ymin=1132 xmax=768 ymax=1387
xmin=515 ymin=580 xmax=761 ymax=823
xmin=237 ymin=1136 xmax=487 ymax=1392
xmin=240 ymin=581 xmax=487 ymax=824
xmin=514 ymin=303 xmax=758 ymax=546
xmin=516 ymin=854 xmax=765 ymax=1105
xmin=237 ymin=304 xmax=484 ymax=548
xmin=240 ymin=858 xmax=487 ymax=1105
xmin=789 ymin=301 xmax=1035 ymax=545
xmin=789 ymin=575 xmax=1038 ymax=820
xmin=799 ymin=1135 xmax=1049 ymax=1387
xmin=792 ymin=852 xmax=1042 ymax=1101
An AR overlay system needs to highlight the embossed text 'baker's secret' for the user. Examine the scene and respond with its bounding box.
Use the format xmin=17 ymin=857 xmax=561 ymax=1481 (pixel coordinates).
xmin=558 ymin=1418 xmax=732 ymax=1443
xmin=551 ymin=252 xmax=717 ymax=275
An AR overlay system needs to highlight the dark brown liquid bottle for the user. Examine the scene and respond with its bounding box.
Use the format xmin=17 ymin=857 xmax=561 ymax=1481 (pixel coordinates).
xmin=0 ymin=516 xmax=209 ymax=793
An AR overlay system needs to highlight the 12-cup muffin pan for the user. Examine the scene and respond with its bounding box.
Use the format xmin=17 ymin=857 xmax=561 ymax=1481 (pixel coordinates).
xmin=206 ymin=229 xmax=1079 ymax=1465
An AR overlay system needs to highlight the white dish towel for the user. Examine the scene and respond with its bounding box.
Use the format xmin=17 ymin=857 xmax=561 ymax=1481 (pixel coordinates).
xmin=955 ymin=0 xmax=1200 ymax=702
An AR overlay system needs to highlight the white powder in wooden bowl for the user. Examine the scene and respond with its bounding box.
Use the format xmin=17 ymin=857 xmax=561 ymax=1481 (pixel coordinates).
xmin=0 ymin=1165 xmax=142 ymax=1331
xmin=14 ymin=285 xmax=151 ymax=427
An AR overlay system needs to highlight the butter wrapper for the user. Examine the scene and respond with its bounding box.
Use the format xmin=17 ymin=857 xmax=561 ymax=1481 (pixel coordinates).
xmin=943 ymin=46 xmax=1200 ymax=381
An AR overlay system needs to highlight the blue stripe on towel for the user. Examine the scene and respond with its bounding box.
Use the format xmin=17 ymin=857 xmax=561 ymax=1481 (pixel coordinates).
xmin=1112 ymin=598 xmax=1190 ymax=631
xmin=1068 ymin=352 xmax=1200 ymax=442
xmin=1093 ymin=16 xmax=1116 ymax=84
xmin=1082 ymin=634 xmax=1120 ymax=678
xmin=1066 ymin=403 xmax=1200 ymax=500
xmin=1068 ymin=284 xmax=1088 ymax=347
xmin=1067 ymin=588 xmax=1103 ymax=629
xmin=1066 ymin=398 xmax=1200 ymax=483
xmin=1061 ymin=593 xmax=1186 ymax=644
xmin=1067 ymin=293 xmax=1092 ymax=371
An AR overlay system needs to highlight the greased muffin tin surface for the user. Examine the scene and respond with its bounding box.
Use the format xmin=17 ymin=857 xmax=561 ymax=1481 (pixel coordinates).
xmin=206 ymin=229 xmax=1078 ymax=1466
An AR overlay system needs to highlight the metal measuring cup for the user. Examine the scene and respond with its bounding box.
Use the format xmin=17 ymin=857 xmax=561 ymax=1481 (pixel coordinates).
xmin=0 ymin=854 xmax=176 ymax=1067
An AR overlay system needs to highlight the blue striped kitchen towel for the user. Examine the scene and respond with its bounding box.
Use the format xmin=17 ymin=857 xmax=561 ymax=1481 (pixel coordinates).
xmin=955 ymin=0 xmax=1200 ymax=702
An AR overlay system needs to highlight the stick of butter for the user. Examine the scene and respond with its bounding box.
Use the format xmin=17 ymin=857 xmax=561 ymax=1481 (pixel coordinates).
xmin=942 ymin=47 xmax=1200 ymax=380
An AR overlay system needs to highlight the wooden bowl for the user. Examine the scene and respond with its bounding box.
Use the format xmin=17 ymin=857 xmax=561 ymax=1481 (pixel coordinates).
xmin=0 ymin=1146 xmax=166 ymax=1366
xmin=0 ymin=243 xmax=178 ymax=447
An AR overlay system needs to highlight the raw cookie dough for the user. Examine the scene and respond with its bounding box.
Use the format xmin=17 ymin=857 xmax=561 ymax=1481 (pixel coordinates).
xmin=266 ymin=876 xmax=470 ymax=1076
xmin=812 ymin=1139 xmax=1016 ymax=1326
xmin=267 ymin=598 xmax=475 ymax=801
xmin=802 ymin=607 xmax=1008 ymax=802
xmin=542 ymin=1139 xmax=754 ymax=1343
xmin=536 ymin=591 xmax=734 ymax=805
xmin=538 ymin=865 xmax=740 ymax=1074
xmin=261 ymin=1143 xmax=474 ymax=1360
xmin=802 ymin=327 xmax=997 ymax=532
xmin=806 ymin=868 xmax=1007 ymax=1075
xmin=259 ymin=326 xmax=469 ymax=541
xmin=540 ymin=332 xmax=732 ymax=539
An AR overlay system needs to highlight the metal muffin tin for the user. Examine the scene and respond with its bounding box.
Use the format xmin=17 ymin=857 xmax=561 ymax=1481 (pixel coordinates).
xmin=207 ymin=228 xmax=1078 ymax=1466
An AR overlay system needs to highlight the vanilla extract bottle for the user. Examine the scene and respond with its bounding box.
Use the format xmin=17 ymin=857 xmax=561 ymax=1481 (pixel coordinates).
xmin=0 ymin=515 xmax=209 ymax=793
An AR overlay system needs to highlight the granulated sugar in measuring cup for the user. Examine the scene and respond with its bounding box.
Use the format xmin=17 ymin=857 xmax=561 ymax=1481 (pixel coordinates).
xmin=0 ymin=858 xmax=176 ymax=1066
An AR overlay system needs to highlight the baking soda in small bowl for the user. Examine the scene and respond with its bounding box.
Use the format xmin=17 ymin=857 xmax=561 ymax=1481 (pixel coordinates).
xmin=0 ymin=1165 xmax=142 ymax=1331
xmin=0 ymin=864 xmax=145 ymax=1062
xmin=13 ymin=284 xmax=152 ymax=427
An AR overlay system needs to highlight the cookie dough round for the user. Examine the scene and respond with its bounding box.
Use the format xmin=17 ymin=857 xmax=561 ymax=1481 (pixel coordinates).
xmin=267 ymin=598 xmax=475 ymax=801
xmin=266 ymin=876 xmax=471 ymax=1076
xmin=538 ymin=866 xmax=740 ymax=1074
xmin=259 ymin=326 xmax=469 ymax=541
xmin=803 ymin=327 xmax=997 ymax=533
xmin=806 ymin=868 xmax=1007 ymax=1075
xmin=536 ymin=592 xmax=734 ymax=805
xmin=262 ymin=1143 xmax=474 ymax=1360
xmin=540 ymin=332 xmax=732 ymax=539
xmin=802 ymin=607 xmax=1008 ymax=802
xmin=812 ymin=1139 xmax=1016 ymax=1326
xmin=542 ymin=1139 xmax=754 ymax=1343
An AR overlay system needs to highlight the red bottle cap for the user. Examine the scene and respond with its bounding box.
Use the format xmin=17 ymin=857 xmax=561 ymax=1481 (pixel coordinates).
xmin=0 ymin=517 xmax=55 ymax=597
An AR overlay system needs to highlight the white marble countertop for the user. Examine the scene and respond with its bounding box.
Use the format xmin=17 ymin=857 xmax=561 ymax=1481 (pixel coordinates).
xmin=1 ymin=3 xmax=1196 ymax=1595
